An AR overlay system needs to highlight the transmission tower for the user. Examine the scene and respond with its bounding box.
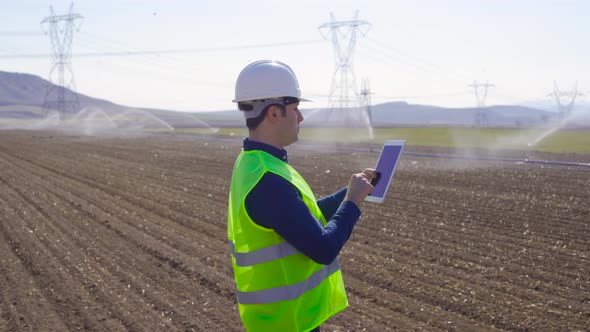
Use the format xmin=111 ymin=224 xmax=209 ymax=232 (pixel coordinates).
xmin=40 ymin=3 xmax=83 ymax=121
xmin=547 ymin=81 xmax=584 ymax=120
xmin=468 ymin=80 xmax=494 ymax=128
xmin=319 ymin=11 xmax=370 ymax=125
xmin=360 ymin=78 xmax=373 ymax=127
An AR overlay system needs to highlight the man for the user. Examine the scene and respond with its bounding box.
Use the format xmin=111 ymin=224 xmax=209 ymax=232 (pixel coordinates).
xmin=227 ymin=60 xmax=376 ymax=332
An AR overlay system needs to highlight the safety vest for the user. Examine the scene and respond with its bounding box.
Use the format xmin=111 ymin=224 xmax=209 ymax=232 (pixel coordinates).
xmin=227 ymin=149 xmax=348 ymax=332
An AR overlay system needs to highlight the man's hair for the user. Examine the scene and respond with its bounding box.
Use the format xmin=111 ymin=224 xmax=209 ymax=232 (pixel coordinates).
xmin=246 ymin=103 xmax=286 ymax=130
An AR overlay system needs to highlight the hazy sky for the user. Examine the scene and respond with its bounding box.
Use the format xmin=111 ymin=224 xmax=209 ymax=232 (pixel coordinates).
xmin=1 ymin=0 xmax=588 ymax=112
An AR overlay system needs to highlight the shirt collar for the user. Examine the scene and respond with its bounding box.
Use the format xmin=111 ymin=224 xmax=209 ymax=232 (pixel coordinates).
xmin=243 ymin=138 xmax=289 ymax=163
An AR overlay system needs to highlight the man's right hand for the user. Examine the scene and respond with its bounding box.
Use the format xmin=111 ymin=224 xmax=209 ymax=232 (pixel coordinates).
xmin=344 ymin=168 xmax=376 ymax=206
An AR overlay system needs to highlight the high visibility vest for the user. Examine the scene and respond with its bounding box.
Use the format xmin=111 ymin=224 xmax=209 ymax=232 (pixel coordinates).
xmin=227 ymin=149 xmax=348 ymax=332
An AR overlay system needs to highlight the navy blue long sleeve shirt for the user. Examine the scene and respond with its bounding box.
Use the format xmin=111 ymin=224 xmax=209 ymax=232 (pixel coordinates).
xmin=243 ymin=139 xmax=361 ymax=265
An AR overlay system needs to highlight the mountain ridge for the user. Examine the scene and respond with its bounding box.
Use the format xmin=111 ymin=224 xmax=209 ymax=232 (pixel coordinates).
xmin=1 ymin=70 xmax=587 ymax=128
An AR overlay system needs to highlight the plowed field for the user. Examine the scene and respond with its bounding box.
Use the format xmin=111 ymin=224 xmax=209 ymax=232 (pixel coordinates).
xmin=0 ymin=130 xmax=588 ymax=331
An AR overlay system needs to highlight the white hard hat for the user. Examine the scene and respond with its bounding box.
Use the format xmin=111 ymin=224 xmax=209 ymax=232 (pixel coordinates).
xmin=233 ymin=60 xmax=310 ymax=103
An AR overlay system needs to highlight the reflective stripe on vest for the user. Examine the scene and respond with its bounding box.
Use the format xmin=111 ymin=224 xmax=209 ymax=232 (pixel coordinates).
xmin=236 ymin=259 xmax=341 ymax=305
xmin=229 ymin=240 xmax=299 ymax=267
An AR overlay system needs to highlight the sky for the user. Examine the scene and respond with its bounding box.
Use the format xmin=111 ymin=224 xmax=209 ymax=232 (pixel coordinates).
xmin=1 ymin=0 xmax=588 ymax=112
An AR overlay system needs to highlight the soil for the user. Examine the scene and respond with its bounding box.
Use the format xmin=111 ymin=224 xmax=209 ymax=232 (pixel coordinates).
xmin=0 ymin=130 xmax=588 ymax=331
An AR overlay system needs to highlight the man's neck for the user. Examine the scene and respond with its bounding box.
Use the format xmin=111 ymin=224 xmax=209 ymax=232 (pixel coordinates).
xmin=248 ymin=131 xmax=284 ymax=150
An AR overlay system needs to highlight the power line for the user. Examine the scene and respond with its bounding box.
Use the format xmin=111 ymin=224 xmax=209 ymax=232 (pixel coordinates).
xmin=1 ymin=36 xmax=323 ymax=107
xmin=360 ymin=37 xmax=534 ymax=107
xmin=0 ymin=30 xmax=44 ymax=37
xmin=0 ymin=39 xmax=324 ymax=59
xmin=374 ymin=91 xmax=468 ymax=101
xmin=70 ymin=33 xmax=293 ymax=94
xmin=363 ymin=36 xmax=473 ymax=83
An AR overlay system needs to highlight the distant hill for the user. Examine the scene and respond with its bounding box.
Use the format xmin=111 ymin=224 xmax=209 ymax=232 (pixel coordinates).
xmin=189 ymin=100 xmax=590 ymax=129
xmin=0 ymin=71 xmax=209 ymax=128
xmin=0 ymin=71 xmax=125 ymax=112
xmin=198 ymin=102 xmax=560 ymax=128
xmin=1 ymin=70 xmax=587 ymax=129
xmin=368 ymin=102 xmax=556 ymax=127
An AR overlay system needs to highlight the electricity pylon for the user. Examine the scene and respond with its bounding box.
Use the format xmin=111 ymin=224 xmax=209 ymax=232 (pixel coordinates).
xmin=319 ymin=11 xmax=370 ymax=126
xmin=468 ymin=80 xmax=494 ymax=128
xmin=41 ymin=3 xmax=83 ymax=121
xmin=359 ymin=78 xmax=373 ymax=127
xmin=547 ymin=81 xmax=584 ymax=120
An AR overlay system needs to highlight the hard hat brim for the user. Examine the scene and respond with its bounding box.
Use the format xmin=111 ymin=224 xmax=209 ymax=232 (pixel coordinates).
xmin=232 ymin=96 xmax=312 ymax=103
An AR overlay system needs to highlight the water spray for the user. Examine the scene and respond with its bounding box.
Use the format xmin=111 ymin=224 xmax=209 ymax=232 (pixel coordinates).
xmin=360 ymin=78 xmax=374 ymax=140
xmin=547 ymin=81 xmax=584 ymax=121
xmin=525 ymin=81 xmax=586 ymax=152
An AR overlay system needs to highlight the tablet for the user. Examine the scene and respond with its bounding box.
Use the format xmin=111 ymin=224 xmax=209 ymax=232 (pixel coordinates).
xmin=365 ymin=140 xmax=405 ymax=203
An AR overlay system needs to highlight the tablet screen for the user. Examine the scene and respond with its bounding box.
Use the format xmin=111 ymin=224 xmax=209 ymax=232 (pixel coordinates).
xmin=366 ymin=140 xmax=405 ymax=203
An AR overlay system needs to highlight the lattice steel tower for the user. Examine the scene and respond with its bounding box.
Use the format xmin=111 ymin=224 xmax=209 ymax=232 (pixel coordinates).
xmin=360 ymin=78 xmax=373 ymax=127
xmin=548 ymin=81 xmax=583 ymax=120
xmin=41 ymin=3 xmax=83 ymax=120
xmin=468 ymin=80 xmax=494 ymax=127
xmin=319 ymin=11 xmax=370 ymax=112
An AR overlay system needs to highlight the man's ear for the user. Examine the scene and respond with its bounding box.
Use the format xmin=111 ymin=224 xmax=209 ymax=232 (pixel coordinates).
xmin=266 ymin=105 xmax=280 ymax=122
